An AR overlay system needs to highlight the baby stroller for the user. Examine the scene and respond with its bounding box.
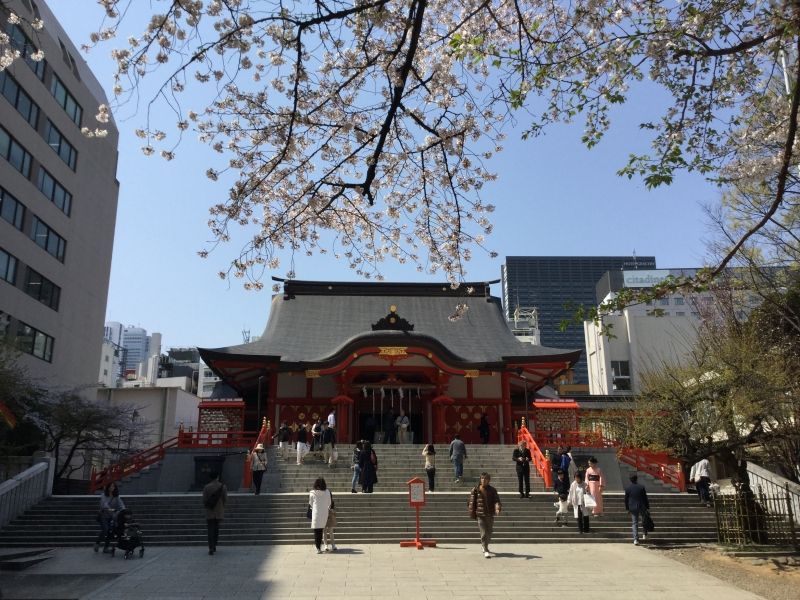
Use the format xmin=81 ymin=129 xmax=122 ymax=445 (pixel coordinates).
xmin=110 ymin=509 xmax=145 ymax=559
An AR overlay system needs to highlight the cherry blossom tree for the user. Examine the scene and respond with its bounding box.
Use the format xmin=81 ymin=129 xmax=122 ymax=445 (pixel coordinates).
xmin=2 ymin=0 xmax=797 ymax=293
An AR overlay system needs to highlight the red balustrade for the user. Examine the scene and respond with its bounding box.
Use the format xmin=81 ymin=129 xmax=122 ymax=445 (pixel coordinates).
xmin=517 ymin=418 xmax=553 ymax=488
xmin=533 ymin=430 xmax=617 ymax=449
xmin=618 ymin=447 xmax=686 ymax=492
xmin=90 ymin=427 xmax=260 ymax=493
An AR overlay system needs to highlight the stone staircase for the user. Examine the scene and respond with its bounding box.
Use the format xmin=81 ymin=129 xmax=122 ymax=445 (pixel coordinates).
xmin=263 ymin=444 xmax=545 ymax=493
xmin=0 ymin=493 xmax=716 ymax=547
xmin=0 ymin=443 xmax=718 ymax=547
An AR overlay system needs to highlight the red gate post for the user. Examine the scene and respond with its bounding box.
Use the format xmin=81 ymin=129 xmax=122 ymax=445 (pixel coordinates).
xmin=400 ymin=477 xmax=437 ymax=549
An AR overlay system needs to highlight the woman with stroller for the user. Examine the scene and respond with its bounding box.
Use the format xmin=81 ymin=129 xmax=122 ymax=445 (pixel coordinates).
xmin=95 ymin=482 xmax=125 ymax=553
xmin=359 ymin=441 xmax=378 ymax=493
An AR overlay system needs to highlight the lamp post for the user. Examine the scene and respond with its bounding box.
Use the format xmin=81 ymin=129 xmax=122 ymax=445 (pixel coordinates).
xmin=515 ymin=368 xmax=529 ymax=431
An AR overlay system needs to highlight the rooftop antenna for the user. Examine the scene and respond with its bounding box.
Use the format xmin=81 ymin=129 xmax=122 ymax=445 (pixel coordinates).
xmin=632 ymin=250 xmax=638 ymax=270
xmin=242 ymin=328 xmax=251 ymax=344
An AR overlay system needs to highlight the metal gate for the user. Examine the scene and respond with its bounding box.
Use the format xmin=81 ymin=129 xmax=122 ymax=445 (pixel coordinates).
xmin=715 ymin=484 xmax=799 ymax=549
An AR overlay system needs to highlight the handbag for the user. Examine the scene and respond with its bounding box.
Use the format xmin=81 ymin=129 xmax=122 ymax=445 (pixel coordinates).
xmin=305 ymin=504 xmax=312 ymax=519
xmin=584 ymin=493 xmax=597 ymax=508
xmin=643 ymin=509 xmax=655 ymax=532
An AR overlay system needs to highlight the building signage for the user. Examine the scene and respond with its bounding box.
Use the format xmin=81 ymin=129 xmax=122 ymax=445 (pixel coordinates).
xmin=623 ymin=270 xmax=670 ymax=288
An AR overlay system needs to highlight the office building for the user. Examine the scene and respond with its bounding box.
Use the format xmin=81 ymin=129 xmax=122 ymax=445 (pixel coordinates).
xmin=501 ymin=255 xmax=656 ymax=384
xmin=0 ymin=0 xmax=119 ymax=391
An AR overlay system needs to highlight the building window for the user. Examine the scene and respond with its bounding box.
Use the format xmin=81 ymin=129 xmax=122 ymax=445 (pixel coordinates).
xmin=0 ymin=188 xmax=26 ymax=230
xmin=24 ymin=267 xmax=60 ymax=310
xmin=0 ymin=126 xmax=33 ymax=177
xmin=44 ymin=120 xmax=77 ymax=170
xmin=0 ymin=71 xmax=39 ymax=128
xmin=0 ymin=312 xmax=10 ymax=337
xmin=6 ymin=24 xmax=46 ymax=80
xmin=659 ymin=298 xmax=670 ymax=306
xmin=29 ymin=216 xmax=66 ymax=262
xmin=37 ymin=169 xmax=72 ymax=216
xmin=15 ymin=320 xmax=54 ymax=362
xmin=50 ymin=75 xmax=82 ymax=126
xmin=675 ymin=311 xmax=686 ymax=317
xmin=611 ymin=360 xmax=631 ymax=391
xmin=674 ymin=297 xmax=685 ymax=305
xmin=0 ymin=247 xmax=17 ymax=285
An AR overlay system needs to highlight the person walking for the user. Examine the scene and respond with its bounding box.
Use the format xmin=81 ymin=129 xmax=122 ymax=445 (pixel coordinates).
xmin=559 ymin=447 xmax=573 ymax=479
xmin=512 ymin=440 xmax=532 ymax=498
xmin=94 ymin=482 xmax=125 ymax=553
xmin=624 ymin=474 xmax=650 ymax=545
xmin=202 ymin=471 xmax=227 ymax=555
xmin=250 ymin=443 xmax=268 ymax=495
xmin=585 ymin=456 xmax=604 ymax=516
xmin=690 ymin=457 xmax=712 ymax=506
xmin=567 ymin=471 xmax=590 ymax=534
xmin=296 ymin=423 xmax=309 ymax=465
xmin=449 ymin=434 xmax=467 ymax=483
xmin=309 ymin=477 xmax=332 ymax=554
xmin=327 ymin=408 xmax=336 ymax=430
xmin=478 ymin=414 xmax=490 ymax=445
xmin=273 ymin=421 xmax=291 ymax=459
xmin=321 ymin=421 xmax=337 ymax=467
xmin=422 ymin=444 xmax=436 ymax=492
xmin=310 ymin=419 xmax=323 ymax=452
xmin=350 ymin=440 xmax=363 ymax=493
xmin=468 ymin=472 xmax=502 ymax=558
xmin=552 ymin=469 xmax=570 ymax=526
xmin=359 ymin=441 xmax=378 ymax=493
xmin=395 ymin=409 xmax=410 ymax=444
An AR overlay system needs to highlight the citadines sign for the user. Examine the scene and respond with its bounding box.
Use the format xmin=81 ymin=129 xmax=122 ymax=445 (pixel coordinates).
xmin=623 ymin=270 xmax=670 ymax=288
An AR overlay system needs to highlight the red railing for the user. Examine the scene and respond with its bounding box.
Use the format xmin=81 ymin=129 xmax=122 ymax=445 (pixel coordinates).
xmin=90 ymin=427 xmax=260 ymax=493
xmin=517 ymin=418 xmax=553 ymax=488
xmin=618 ymin=447 xmax=686 ymax=492
xmin=533 ymin=430 xmax=617 ymax=449
xmin=242 ymin=419 xmax=270 ymax=490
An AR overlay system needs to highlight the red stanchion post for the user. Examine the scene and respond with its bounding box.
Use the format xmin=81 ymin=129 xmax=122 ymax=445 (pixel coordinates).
xmin=400 ymin=477 xmax=436 ymax=550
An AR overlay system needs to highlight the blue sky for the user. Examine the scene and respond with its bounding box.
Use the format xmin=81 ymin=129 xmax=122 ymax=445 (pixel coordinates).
xmin=50 ymin=2 xmax=718 ymax=350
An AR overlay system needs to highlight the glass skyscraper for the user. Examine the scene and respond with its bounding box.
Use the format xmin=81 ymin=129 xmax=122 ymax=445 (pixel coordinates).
xmin=501 ymin=255 xmax=657 ymax=384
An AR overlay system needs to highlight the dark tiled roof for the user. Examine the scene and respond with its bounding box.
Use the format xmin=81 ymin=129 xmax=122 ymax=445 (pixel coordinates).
xmin=200 ymin=280 xmax=581 ymax=368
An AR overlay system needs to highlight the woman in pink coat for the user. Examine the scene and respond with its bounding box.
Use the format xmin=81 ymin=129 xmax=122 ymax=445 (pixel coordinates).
xmin=585 ymin=456 xmax=604 ymax=516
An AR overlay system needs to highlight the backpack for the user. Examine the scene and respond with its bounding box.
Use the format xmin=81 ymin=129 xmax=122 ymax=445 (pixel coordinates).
xmin=204 ymin=484 xmax=224 ymax=510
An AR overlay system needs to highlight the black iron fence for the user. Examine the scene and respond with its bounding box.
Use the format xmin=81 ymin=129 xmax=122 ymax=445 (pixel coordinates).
xmin=715 ymin=484 xmax=799 ymax=550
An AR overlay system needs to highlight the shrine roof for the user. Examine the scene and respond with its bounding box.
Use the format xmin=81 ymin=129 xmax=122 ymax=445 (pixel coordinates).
xmin=199 ymin=279 xmax=581 ymax=369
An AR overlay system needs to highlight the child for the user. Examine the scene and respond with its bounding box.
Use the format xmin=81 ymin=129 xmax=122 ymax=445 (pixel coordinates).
xmin=552 ymin=469 xmax=570 ymax=526
xmin=567 ymin=471 xmax=590 ymax=533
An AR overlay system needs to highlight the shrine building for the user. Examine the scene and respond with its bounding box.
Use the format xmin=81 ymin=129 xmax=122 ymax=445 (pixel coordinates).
xmin=199 ymin=279 xmax=582 ymax=444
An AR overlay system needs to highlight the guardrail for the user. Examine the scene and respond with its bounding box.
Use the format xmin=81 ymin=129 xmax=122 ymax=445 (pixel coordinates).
xmin=533 ymin=430 xmax=617 ymax=449
xmin=748 ymin=463 xmax=800 ymax=525
xmin=517 ymin=418 xmax=552 ymax=488
xmin=242 ymin=418 xmax=271 ymax=490
xmin=0 ymin=460 xmax=52 ymax=528
xmin=618 ymin=447 xmax=686 ymax=491
xmin=90 ymin=429 xmax=260 ymax=493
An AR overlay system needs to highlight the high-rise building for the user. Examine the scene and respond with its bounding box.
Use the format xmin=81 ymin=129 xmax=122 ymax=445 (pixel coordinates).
xmin=121 ymin=326 xmax=150 ymax=375
xmin=0 ymin=0 xmax=119 ymax=391
xmin=501 ymin=255 xmax=656 ymax=384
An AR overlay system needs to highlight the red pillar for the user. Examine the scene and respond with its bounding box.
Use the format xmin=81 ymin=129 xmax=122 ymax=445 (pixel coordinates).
xmin=332 ymin=396 xmax=354 ymax=444
xmin=501 ymin=371 xmax=512 ymax=444
xmin=431 ymin=396 xmax=453 ymax=444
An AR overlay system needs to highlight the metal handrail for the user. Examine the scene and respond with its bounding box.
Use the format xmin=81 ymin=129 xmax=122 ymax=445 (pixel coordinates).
xmin=533 ymin=430 xmax=618 ymax=448
xmin=748 ymin=463 xmax=800 ymax=525
xmin=517 ymin=418 xmax=552 ymax=488
xmin=618 ymin=447 xmax=686 ymax=491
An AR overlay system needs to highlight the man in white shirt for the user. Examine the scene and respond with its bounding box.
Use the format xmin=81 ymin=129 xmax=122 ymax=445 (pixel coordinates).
xmin=327 ymin=409 xmax=336 ymax=430
xmin=690 ymin=457 xmax=712 ymax=506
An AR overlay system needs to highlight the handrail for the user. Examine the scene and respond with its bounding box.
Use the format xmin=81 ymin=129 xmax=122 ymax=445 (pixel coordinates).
xmin=517 ymin=417 xmax=552 ymax=488
xmin=534 ymin=430 xmax=618 ymax=448
xmin=748 ymin=463 xmax=800 ymax=525
xmin=243 ymin=418 xmax=271 ymax=490
xmin=618 ymin=447 xmax=686 ymax=492
xmin=90 ymin=428 xmax=260 ymax=493
xmin=0 ymin=461 xmax=50 ymax=528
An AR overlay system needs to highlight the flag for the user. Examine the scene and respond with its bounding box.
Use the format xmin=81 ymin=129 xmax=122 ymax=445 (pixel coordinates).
xmin=0 ymin=401 xmax=17 ymax=428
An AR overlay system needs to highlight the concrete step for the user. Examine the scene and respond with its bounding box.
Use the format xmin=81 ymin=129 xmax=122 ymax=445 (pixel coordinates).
xmin=0 ymin=548 xmax=53 ymax=571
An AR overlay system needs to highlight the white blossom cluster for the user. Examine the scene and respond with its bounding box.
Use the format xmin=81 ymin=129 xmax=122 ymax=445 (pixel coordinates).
xmin=0 ymin=11 xmax=44 ymax=71
xmin=89 ymin=0 xmax=797 ymax=287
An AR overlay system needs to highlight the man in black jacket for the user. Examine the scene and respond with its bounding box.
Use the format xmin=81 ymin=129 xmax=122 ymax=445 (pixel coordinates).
xmin=624 ymin=474 xmax=650 ymax=545
xmin=512 ymin=440 xmax=532 ymax=498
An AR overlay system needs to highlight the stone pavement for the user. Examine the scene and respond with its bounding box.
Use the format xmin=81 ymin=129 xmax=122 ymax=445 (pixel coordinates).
xmin=1 ymin=543 xmax=765 ymax=600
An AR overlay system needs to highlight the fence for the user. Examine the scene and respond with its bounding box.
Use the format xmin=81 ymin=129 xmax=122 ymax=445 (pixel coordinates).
xmin=715 ymin=484 xmax=799 ymax=550
xmin=0 ymin=459 xmax=53 ymax=529
xmin=747 ymin=463 xmax=800 ymax=525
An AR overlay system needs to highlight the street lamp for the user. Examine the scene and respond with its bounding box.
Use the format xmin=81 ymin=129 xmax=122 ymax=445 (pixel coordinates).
xmin=515 ymin=368 xmax=529 ymax=430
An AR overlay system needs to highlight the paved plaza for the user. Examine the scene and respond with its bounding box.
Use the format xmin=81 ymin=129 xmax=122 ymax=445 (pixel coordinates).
xmin=1 ymin=543 xmax=765 ymax=600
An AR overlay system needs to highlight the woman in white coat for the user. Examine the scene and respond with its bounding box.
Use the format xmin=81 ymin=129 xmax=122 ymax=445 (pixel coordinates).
xmin=309 ymin=477 xmax=332 ymax=554
xmin=567 ymin=472 xmax=590 ymax=534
